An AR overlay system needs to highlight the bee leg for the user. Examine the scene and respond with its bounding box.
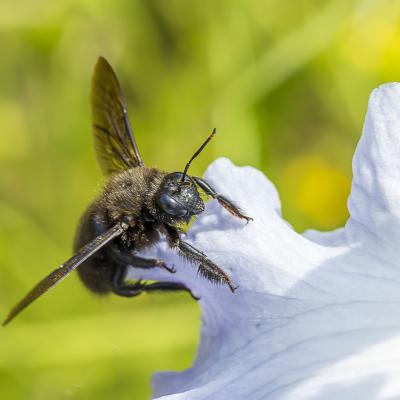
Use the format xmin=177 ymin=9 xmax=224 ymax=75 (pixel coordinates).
xmin=142 ymin=282 xmax=200 ymax=301
xmin=108 ymin=244 xmax=176 ymax=273
xmin=130 ymin=256 xmax=176 ymax=273
xmin=192 ymin=176 xmax=252 ymax=222
xmin=111 ymin=265 xmax=198 ymax=299
xmin=111 ymin=265 xmax=146 ymax=297
xmin=165 ymin=225 xmax=237 ymax=293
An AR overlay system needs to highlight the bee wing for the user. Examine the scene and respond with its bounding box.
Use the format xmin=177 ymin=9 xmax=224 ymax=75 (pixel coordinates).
xmin=2 ymin=223 xmax=127 ymax=326
xmin=91 ymin=56 xmax=144 ymax=175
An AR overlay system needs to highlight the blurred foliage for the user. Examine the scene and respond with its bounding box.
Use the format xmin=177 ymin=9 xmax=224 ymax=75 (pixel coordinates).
xmin=1 ymin=0 xmax=400 ymax=398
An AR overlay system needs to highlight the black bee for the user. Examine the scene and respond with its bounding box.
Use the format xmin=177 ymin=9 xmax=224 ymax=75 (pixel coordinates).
xmin=2 ymin=57 xmax=252 ymax=326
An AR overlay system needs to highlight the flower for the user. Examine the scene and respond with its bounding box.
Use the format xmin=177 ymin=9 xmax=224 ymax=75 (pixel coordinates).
xmin=128 ymin=83 xmax=400 ymax=399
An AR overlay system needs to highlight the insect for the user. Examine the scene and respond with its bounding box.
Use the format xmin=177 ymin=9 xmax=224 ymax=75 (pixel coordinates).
xmin=2 ymin=57 xmax=252 ymax=326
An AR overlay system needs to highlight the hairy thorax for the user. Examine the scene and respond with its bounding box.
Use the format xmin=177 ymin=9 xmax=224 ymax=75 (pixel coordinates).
xmin=75 ymin=166 xmax=167 ymax=252
xmin=99 ymin=166 xmax=166 ymax=221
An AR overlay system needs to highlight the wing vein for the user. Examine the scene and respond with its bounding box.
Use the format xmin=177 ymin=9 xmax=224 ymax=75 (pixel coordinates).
xmin=91 ymin=56 xmax=144 ymax=175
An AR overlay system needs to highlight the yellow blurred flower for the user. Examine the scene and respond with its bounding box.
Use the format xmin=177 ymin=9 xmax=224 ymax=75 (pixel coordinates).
xmin=282 ymin=155 xmax=350 ymax=229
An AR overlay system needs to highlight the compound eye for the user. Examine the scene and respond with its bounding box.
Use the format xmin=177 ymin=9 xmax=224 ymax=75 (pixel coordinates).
xmin=157 ymin=193 xmax=187 ymax=217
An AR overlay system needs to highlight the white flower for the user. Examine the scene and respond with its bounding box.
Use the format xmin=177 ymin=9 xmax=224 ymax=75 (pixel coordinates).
xmin=128 ymin=83 xmax=400 ymax=400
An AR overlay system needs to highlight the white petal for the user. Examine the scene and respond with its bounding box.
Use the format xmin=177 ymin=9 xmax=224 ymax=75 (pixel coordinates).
xmin=126 ymin=85 xmax=400 ymax=399
xmin=347 ymin=83 xmax=400 ymax=245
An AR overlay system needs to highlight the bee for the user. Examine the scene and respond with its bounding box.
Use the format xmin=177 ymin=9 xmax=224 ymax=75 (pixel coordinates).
xmin=2 ymin=57 xmax=252 ymax=326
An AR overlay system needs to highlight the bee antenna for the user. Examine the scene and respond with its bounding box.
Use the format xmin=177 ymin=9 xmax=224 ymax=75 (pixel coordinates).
xmin=181 ymin=128 xmax=216 ymax=183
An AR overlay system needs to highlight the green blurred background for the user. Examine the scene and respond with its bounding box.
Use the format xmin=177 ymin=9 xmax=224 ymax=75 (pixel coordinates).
xmin=1 ymin=0 xmax=400 ymax=398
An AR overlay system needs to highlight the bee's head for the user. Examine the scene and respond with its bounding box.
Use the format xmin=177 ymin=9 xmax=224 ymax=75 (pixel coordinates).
xmin=156 ymin=173 xmax=204 ymax=221
xmin=154 ymin=129 xmax=216 ymax=223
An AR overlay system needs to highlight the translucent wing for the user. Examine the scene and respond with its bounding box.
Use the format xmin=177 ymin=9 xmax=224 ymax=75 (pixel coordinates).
xmin=91 ymin=56 xmax=144 ymax=175
xmin=2 ymin=223 xmax=127 ymax=326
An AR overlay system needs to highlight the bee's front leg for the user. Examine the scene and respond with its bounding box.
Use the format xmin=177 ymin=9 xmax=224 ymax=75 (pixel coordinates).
xmin=192 ymin=176 xmax=252 ymax=222
xmin=164 ymin=225 xmax=237 ymax=293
